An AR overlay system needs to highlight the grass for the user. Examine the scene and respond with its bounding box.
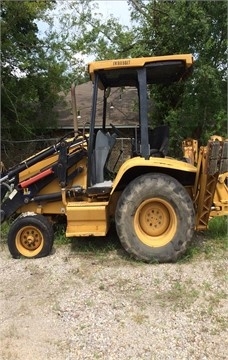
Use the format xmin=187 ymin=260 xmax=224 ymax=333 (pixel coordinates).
xmin=1 ymin=215 xmax=227 ymax=261
xmin=131 ymin=312 xmax=149 ymax=324
xmin=70 ymin=229 xmax=122 ymax=256
xmin=55 ymin=216 xmax=227 ymax=261
xmin=0 ymin=221 xmax=11 ymax=239
xmin=207 ymin=215 xmax=228 ymax=238
xmin=155 ymin=281 xmax=199 ymax=309
xmin=180 ymin=216 xmax=228 ymax=262
xmin=53 ymin=222 xmax=127 ymax=261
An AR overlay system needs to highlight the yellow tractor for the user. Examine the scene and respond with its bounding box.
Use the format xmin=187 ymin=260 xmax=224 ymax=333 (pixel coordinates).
xmin=1 ymin=54 xmax=227 ymax=262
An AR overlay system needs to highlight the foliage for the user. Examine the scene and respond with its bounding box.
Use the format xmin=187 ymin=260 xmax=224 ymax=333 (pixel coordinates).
xmin=128 ymin=0 xmax=227 ymax=154
xmin=51 ymin=0 xmax=227 ymax=155
xmin=1 ymin=0 xmax=67 ymax=141
xmin=1 ymin=0 xmax=226 ymax=155
xmin=1 ymin=0 xmax=130 ymax=143
xmin=45 ymin=0 xmax=135 ymax=63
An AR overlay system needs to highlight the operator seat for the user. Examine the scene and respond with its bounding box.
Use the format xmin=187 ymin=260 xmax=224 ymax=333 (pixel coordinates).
xmin=132 ymin=125 xmax=169 ymax=157
xmin=149 ymin=125 xmax=169 ymax=157
xmin=91 ymin=130 xmax=116 ymax=185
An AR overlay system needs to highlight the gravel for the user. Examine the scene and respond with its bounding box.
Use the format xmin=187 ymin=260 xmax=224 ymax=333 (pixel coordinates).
xmin=0 ymin=239 xmax=227 ymax=360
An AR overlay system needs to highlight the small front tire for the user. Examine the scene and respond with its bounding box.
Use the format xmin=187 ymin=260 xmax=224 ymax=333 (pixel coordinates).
xmin=7 ymin=213 xmax=54 ymax=259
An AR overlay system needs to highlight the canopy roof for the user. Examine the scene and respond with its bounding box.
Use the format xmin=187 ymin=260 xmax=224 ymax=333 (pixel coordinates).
xmin=88 ymin=54 xmax=193 ymax=89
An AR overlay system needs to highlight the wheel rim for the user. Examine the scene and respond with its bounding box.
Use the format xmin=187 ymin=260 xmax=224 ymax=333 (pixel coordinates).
xmin=134 ymin=198 xmax=177 ymax=247
xmin=15 ymin=226 xmax=44 ymax=257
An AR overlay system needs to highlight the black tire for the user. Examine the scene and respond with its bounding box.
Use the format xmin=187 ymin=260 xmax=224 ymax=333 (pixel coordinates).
xmin=115 ymin=173 xmax=195 ymax=263
xmin=7 ymin=212 xmax=54 ymax=259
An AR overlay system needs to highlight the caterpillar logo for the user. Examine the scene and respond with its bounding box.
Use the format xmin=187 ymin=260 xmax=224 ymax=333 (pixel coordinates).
xmin=113 ymin=60 xmax=130 ymax=66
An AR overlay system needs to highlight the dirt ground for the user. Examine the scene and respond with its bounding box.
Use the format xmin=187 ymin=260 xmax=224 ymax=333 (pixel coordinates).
xmin=0 ymin=235 xmax=227 ymax=360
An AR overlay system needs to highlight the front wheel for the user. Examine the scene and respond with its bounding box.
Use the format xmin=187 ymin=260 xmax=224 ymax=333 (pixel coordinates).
xmin=7 ymin=213 xmax=54 ymax=259
xmin=115 ymin=173 xmax=195 ymax=263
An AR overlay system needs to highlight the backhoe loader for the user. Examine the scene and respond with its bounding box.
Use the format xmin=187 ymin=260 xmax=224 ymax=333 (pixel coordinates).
xmin=1 ymin=54 xmax=227 ymax=262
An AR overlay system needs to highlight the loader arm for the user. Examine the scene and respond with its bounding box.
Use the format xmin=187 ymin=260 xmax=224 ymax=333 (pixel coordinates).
xmin=0 ymin=136 xmax=87 ymax=223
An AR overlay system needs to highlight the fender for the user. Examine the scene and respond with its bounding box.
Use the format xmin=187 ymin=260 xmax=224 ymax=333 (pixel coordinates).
xmin=111 ymin=156 xmax=197 ymax=193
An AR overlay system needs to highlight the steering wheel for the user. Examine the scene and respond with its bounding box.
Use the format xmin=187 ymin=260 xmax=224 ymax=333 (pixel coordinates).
xmin=110 ymin=123 xmax=125 ymax=137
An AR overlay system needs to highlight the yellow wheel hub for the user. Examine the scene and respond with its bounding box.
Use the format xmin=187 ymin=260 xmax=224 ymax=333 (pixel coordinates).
xmin=134 ymin=198 xmax=177 ymax=247
xmin=15 ymin=226 xmax=44 ymax=257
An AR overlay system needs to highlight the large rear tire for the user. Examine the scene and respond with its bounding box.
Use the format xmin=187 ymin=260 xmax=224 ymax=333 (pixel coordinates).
xmin=115 ymin=173 xmax=195 ymax=263
xmin=7 ymin=213 xmax=54 ymax=259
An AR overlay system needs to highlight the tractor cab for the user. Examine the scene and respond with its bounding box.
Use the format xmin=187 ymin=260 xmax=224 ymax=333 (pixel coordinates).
xmin=86 ymin=54 xmax=193 ymax=188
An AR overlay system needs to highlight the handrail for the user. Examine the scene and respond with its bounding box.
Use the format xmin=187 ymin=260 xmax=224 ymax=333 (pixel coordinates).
xmin=71 ymin=83 xmax=78 ymax=133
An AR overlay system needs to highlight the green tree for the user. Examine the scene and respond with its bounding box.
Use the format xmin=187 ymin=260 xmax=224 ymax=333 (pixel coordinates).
xmin=128 ymin=0 xmax=227 ymax=153
xmin=51 ymin=0 xmax=227 ymax=154
xmin=46 ymin=0 xmax=135 ymax=63
xmin=2 ymin=0 xmax=226 ymax=155
xmin=1 ymin=0 xmax=67 ymax=141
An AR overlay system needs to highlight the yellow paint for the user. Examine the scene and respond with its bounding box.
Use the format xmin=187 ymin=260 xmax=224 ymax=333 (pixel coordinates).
xmin=134 ymin=198 xmax=177 ymax=247
xmin=19 ymin=138 xmax=87 ymax=183
xmin=88 ymin=54 xmax=193 ymax=82
xmin=66 ymin=202 xmax=109 ymax=236
xmin=15 ymin=225 xmax=44 ymax=257
xmin=210 ymin=172 xmax=228 ymax=218
xmin=111 ymin=156 xmax=197 ymax=193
